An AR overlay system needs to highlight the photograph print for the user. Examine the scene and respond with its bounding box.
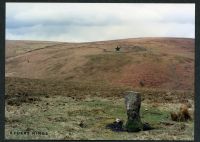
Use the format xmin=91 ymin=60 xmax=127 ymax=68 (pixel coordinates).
xmin=5 ymin=3 xmax=195 ymax=140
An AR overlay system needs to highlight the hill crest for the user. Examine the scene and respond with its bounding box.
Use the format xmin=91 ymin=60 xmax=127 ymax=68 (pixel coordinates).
xmin=6 ymin=37 xmax=194 ymax=90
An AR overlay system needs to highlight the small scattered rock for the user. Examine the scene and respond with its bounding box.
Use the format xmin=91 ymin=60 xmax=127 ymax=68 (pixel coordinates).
xmin=79 ymin=121 xmax=87 ymax=128
xmin=106 ymin=118 xmax=124 ymax=132
xmin=115 ymin=118 xmax=121 ymax=123
xmin=143 ymin=122 xmax=154 ymax=131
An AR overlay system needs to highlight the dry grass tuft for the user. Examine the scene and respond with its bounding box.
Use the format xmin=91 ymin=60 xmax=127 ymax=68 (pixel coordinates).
xmin=170 ymin=104 xmax=192 ymax=122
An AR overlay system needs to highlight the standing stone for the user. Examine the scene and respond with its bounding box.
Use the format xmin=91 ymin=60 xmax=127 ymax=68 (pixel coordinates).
xmin=124 ymin=91 xmax=143 ymax=132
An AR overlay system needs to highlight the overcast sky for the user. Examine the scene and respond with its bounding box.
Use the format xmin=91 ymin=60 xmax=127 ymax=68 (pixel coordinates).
xmin=6 ymin=3 xmax=195 ymax=42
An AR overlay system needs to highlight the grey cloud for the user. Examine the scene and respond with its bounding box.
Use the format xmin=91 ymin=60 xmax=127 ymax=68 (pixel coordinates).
xmin=159 ymin=12 xmax=194 ymax=24
xmin=6 ymin=5 xmax=123 ymax=29
xmin=6 ymin=3 xmax=195 ymax=42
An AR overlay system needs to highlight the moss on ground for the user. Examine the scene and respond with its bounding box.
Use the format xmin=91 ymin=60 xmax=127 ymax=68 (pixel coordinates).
xmin=5 ymin=95 xmax=193 ymax=140
xmin=5 ymin=77 xmax=194 ymax=140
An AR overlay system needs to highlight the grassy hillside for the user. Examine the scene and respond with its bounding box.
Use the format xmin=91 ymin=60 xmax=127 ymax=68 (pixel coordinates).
xmin=6 ymin=38 xmax=194 ymax=90
xmin=5 ymin=37 xmax=194 ymax=140
xmin=5 ymin=77 xmax=194 ymax=140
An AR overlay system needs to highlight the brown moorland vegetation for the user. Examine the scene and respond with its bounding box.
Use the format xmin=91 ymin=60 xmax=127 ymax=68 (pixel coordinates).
xmin=6 ymin=37 xmax=194 ymax=90
xmin=5 ymin=37 xmax=194 ymax=140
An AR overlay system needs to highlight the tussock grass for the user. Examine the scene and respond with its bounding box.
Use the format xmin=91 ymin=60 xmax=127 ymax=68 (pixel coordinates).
xmin=82 ymin=53 xmax=132 ymax=73
xmin=5 ymin=77 xmax=194 ymax=140
xmin=5 ymin=95 xmax=193 ymax=140
xmin=5 ymin=77 xmax=193 ymax=103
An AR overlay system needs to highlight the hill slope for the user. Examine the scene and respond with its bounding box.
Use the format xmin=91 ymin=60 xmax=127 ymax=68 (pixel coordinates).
xmin=5 ymin=37 xmax=194 ymax=90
